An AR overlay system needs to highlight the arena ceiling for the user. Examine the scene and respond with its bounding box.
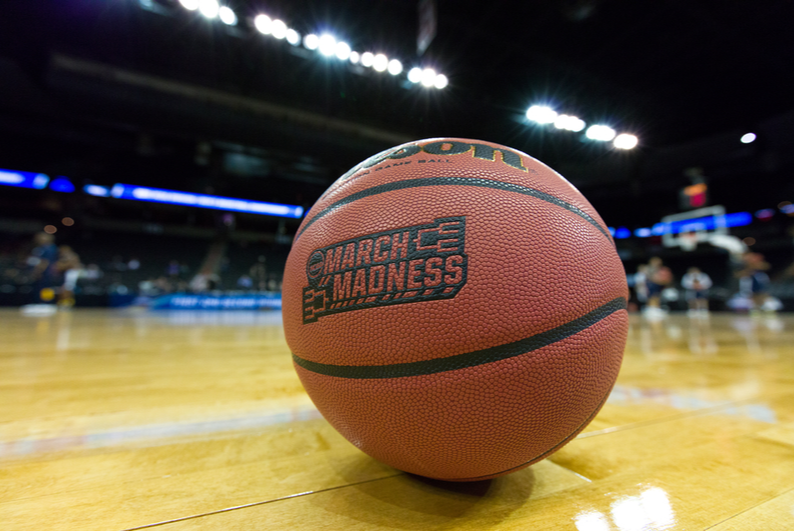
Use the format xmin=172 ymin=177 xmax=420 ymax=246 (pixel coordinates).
xmin=0 ymin=0 xmax=791 ymax=226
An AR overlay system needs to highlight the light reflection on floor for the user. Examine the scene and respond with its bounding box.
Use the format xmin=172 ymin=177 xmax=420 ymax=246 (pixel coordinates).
xmin=0 ymin=405 xmax=322 ymax=459
xmin=575 ymin=486 xmax=677 ymax=531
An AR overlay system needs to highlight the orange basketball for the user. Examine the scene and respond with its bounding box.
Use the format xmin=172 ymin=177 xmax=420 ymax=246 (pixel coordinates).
xmin=282 ymin=138 xmax=628 ymax=481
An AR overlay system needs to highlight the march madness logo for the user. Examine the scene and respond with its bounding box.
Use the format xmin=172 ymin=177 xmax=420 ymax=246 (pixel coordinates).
xmin=302 ymin=217 xmax=467 ymax=323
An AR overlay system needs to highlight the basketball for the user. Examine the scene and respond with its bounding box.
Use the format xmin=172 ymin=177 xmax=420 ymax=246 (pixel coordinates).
xmin=282 ymin=138 xmax=628 ymax=481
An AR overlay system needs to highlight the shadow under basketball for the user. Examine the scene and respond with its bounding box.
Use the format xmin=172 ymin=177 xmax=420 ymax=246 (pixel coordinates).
xmin=311 ymin=455 xmax=536 ymax=529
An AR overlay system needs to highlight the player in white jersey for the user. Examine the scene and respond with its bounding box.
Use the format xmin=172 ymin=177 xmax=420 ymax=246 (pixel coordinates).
xmin=681 ymin=267 xmax=712 ymax=316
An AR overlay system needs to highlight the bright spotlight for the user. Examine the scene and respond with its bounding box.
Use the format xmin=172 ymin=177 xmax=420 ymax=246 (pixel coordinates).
xmin=303 ymin=33 xmax=319 ymax=50
xmin=349 ymin=51 xmax=360 ymax=64
xmin=741 ymin=132 xmax=756 ymax=144
xmin=285 ymin=28 xmax=301 ymax=45
xmin=408 ymin=67 xmax=422 ymax=83
xmin=373 ymin=54 xmax=388 ymax=72
xmin=335 ymin=41 xmax=351 ymax=60
xmin=318 ymin=34 xmax=336 ymax=56
xmin=271 ymin=19 xmax=287 ymax=39
xmin=613 ymin=133 xmax=638 ymax=149
xmin=434 ymin=73 xmax=448 ymax=89
xmin=554 ymin=114 xmax=585 ymax=131
xmin=387 ymin=59 xmax=403 ymax=75
xmin=218 ymin=6 xmax=237 ymax=25
xmin=585 ymin=124 xmax=616 ymax=141
xmin=178 ymin=0 xmax=199 ymax=10
xmin=568 ymin=117 xmax=586 ymax=132
xmin=254 ymin=14 xmax=272 ymax=34
xmin=420 ymin=68 xmax=437 ymax=87
xmin=554 ymin=114 xmax=571 ymax=129
xmin=526 ymin=105 xmax=557 ymax=124
xmin=361 ymin=52 xmax=374 ymax=67
xmin=198 ymin=0 xmax=219 ymax=18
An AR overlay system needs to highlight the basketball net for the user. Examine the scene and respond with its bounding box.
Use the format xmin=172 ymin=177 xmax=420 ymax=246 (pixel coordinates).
xmin=679 ymin=232 xmax=698 ymax=252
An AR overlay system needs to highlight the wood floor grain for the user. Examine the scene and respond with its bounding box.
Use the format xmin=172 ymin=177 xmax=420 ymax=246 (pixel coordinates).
xmin=1 ymin=309 xmax=791 ymax=530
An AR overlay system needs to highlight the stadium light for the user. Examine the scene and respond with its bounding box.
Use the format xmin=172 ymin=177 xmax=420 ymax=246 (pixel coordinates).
xmin=373 ymin=54 xmax=388 ymax=72
xmin=553 ymin=114 xmax=570 ymax=129
xmin=254 ymin=14 xmax=272 ymax=35
xmin=145 ymin=1 xmax=445 ymax=91
xmin=740 ymin=132 xmax=756 ymax=144
xmin=613 ymin=133 xmax=638 ymax=149
xmin=303 ymin=33 xmax=319 ymax=50
xmin=569 ymin=119 xmax=586 ymax=132
xmin=526 ymin=105 xmax=558 ymax=124
xmin=271 ymin=19 xmax=287 ymax=39
xmin=198 ymin=0 xmax=219 ymax=19
xmin=318 ymin=34 xmax=336 ymax=56
xmin=335 ymin=41 xmax=351 ymax=61
xmin=420 ymin=68 xmax=436 ymax=87
xmin=285 ymin=28 xmax=301 ymax=45
xmin=553 ymin=114 xmax=586 ymax=131
xmin=218 ymin=6 xmax=237 ymax=25
xmin=109 ymin=184 xmax=304 ymax=218
xmin=178 ymin=0 xmax=199 ymax=10
xmin=585 ymin=124 xmax=616 ymax=141
xmin=387 ymin=59 xmax=403 ymax=76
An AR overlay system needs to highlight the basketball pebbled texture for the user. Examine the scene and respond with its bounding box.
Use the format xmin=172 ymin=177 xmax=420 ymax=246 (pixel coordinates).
xmin=282 ymin=138 xmax=628 ymax=481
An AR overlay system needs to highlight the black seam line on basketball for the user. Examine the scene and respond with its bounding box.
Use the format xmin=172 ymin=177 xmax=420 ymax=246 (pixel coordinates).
xmin=295 ymin=177 xmax=610 ymax=241
xmin=454 ymin=385 xmax=613 ymax=481
xmin=292 ymin=297 xmax=627 ymax=379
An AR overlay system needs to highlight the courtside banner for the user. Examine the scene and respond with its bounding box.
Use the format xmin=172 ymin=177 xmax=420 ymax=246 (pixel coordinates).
xmin=150 ymin=293 xmax=282 ymax=310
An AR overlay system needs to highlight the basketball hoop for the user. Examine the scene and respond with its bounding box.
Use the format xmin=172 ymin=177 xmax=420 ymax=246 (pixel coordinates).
xmin=661 ymin=205 xmax=728 ymax=250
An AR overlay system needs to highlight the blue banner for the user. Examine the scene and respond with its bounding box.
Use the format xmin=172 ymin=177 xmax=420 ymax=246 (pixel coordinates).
xmin=150 ymin=293 xmax=282 ymax=310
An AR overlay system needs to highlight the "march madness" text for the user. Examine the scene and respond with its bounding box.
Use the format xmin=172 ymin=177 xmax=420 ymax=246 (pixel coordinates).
xmin=302 ymin=217 xmax=467 ymax=323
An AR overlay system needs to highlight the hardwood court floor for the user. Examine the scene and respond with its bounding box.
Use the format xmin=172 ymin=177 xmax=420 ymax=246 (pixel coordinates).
xmin=0 ymin=308 xmax=792 ymax=530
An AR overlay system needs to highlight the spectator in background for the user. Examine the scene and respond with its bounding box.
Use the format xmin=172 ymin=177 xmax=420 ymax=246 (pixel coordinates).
xmin=681 ymin=267 xmax=712 ymax=317
xmin=250 ymin=255 xmax=268 ymax=291
xmin=644 ymin=256 xmax=673 ymax=318
xmin=83 ymin=263 xmax=103 ymax=281
xmin=154 ymin=276 xmax=172 ymax=294
xmin=237 ymin=274 xmax=253 ymax=291
xmin=167 ymin=260 xmax=180 ymax=278
xmin=111 ymin=255 xmax=127 ymax=272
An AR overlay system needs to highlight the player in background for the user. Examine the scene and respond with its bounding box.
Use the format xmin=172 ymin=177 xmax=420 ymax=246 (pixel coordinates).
xmin=681 ymin=267 xmax=712 ymax=317
xmin=249 ymin=255 xmax=268 ymax=291
xmin=56 ymin=245 xmax=83 ymax=308
xmin=736 ymin=252 xmax=772 ymax=314
xmin=27 ymin=232 xmax=59 ymax=304
xmin=644 ymin=257 xmax=673 ymax=319
xmin=634 ymin=265 xmax=649 ymax=307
